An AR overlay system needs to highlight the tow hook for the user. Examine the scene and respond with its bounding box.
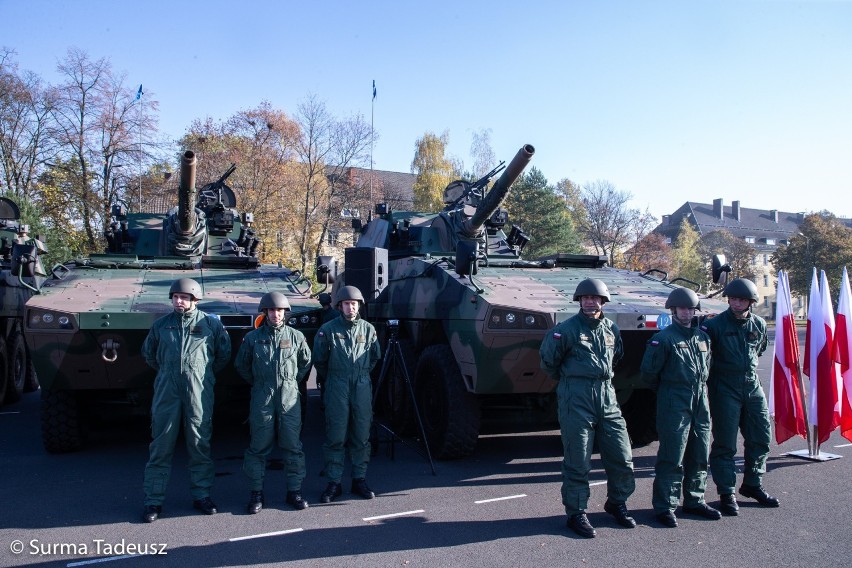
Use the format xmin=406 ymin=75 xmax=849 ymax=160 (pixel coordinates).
xmin=101 ymin=339 xmax=120 ymax=363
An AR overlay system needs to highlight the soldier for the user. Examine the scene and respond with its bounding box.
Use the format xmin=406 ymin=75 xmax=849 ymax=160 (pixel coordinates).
xmin=236 ymin=292 xmax=312 ymax=514
xmin=318 ymin=292 xmax=341 ymax=324
xmin=315 ymin=292 xmax=341 ymax=407
xmin=141 ymin=278 xmax=231 ymax=523
xmin=641 ymin=288 xmax=721 ymax=528
xmin=700 ymin=278 xmax=779 ymax=515
xmin=312 ymin=285 xmax=381 ymax=503
xmin=540 ymin=278 xmax=636 ymax=538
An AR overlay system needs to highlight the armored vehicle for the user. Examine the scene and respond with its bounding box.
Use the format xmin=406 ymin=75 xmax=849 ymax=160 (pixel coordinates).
xmin=25 ymin=151 xmax=324 ymax=452
xmin=0 ymin=197 xmax=45 ymax=408
xmin=338 ymin=144 xmax=729 ymax=459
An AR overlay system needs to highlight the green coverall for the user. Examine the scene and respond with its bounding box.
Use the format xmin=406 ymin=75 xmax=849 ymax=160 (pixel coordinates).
xmin=142 ymin=309 xmax=231 ymax=506
xmin=700 ymin=308 xmax=770 ymax=494
xmin=641 ymin=321 xmax=712 ymax=513
xmin=540 ymin=310 xmax=635 ymax=517
xmin=236 ymin=321 xmax=312 ymax=492
xmin=312 ymin=315 xmax=381 ymax=483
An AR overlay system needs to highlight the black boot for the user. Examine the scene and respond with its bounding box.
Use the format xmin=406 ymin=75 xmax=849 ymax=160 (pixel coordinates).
xmin=739 ymin=485 xmax=780 ymax=507
xmin=351 ymin=478 xmax=375 ymax=499
xmin=320 ymin=482 xmax=342 ymax=503
xmin=682 ymin=502 xmax=722 ymax=520
xmin=247 ymin=491 xmax=264 ymax=514
xmin=567 ymin=513 xmax=596 ymax=538
xmin=192 ymin=497 xmax=218 ymax=515
xmin=286 ymin=490 xmax=309 ymax=510
xmin=719 ymin=494 xmax=739 ymax=516
xmin=604 ymin=500 xmax=636 ymax=528
xmin=656 ymin=510 xmax=678 ymax=528
xmin=143 ymin=505 xmax=161 ymax=523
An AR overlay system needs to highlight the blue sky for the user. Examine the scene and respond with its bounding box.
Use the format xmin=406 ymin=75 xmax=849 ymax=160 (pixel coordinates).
xmin=2 ymin=0 xmax=850 ymax=220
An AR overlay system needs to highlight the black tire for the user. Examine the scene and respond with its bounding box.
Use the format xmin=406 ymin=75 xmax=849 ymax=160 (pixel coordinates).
xmin=414 ymin=344 xmax=480 ymax=459
xmin=5 ymin=332 xmax=26 ymax=403
xmin=24 ymin=346 xmax=39 ymax=393
xmin=0 ymin=339 xmax=8 ymax=408
xmin=619 ymin=387 xmax=658 ymax=447
xmin=41 ymin=389 xmax=85 ymax=453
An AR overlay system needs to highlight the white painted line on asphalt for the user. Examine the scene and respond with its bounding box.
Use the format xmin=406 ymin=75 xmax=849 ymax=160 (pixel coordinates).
xmin=67 ymin=555 xmax=134 ymax=566
xmin=475 ymin=494 xmax=527 ymax=504
xmin=506 ymin=457 xmax=561 ymax=465
xmin=834 ymin=443 xmax=852 ymax=448
xmin=589 ymin=481 xmax=607 ymax=486
xmin=363 ymin=509 xmax=424 ymax=522
xmin=229 ymin=528 xmax=304 ymax=542
xmin=0 ymin=411 xmax=21 ymax=415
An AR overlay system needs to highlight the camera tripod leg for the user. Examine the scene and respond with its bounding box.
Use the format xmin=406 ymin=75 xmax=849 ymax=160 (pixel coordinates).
xmin=371 ymin=337 xmax=436 ymax=475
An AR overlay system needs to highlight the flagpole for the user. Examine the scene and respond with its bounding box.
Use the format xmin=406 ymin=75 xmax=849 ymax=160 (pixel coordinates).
xmin=370 ymin=80 xmax=375 ymax=207
xmin=138 ymin=84 xmax=143 ymax=211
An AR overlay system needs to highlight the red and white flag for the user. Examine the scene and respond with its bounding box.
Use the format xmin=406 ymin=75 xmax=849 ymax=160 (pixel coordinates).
xmin=803 ymin=269 xmax=841 ymax=444
xmin=833 ymin=266 xmax=852 ymax=442
xmin=769 ymin=271 xmax=807 ymax=443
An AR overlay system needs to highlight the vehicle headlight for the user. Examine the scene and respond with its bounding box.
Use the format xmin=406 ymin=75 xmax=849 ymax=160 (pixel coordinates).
xmin=28 ymin=309 xmax=77 ymax=330
xmin=486 ymin=308 xmax=548 ymax=330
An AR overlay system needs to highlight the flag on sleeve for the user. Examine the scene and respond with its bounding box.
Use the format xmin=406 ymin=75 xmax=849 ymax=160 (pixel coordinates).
xmin=803 ymin=269 xmax=841 ymax=444
xmin=833 ymin=266 xmax=852 ymax=442
xmin=135 ymin=84 xmax=143 ymax=101
xmin=768 ymin=271 xmax=807 ymax=443
xmin=372 ymin=80 xmax=377 ymax=100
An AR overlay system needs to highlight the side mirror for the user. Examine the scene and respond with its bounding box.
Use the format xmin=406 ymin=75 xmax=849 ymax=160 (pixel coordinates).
xmin=712 ymin=254 xmax=731 ymax=285
xmin=316 ymin=255 xmax=337 ymax=285
xmin=455 ymin=240 xmax=478 ymax=276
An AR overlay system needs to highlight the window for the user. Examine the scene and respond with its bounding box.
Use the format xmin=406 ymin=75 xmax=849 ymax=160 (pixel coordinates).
xmin=764 ymin=298 xmax=769 ymax=307
xmin=745 ymin=236 xmax=756 ymax=244
xmin=664 ymin=237 xmax=672 ymax=245
xmin=763 ymin=254 xmax=769 ymax=266
xmin=766 ymin=238 xmax=776 ymax=246
xmin=327 ymin=230 xmax=339 ymax=247
xmin=763 ymin=274 xmax=769 ymax=286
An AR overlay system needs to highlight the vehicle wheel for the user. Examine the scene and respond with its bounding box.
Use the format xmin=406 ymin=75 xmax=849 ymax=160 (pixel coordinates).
xmin=41 ymin=389 xmax=85 ymax=453
xmin=414 ymin=344 xmax=480 ymax=459
xmin=620 ymin=387 xmax=658 ymax=447
xmin=24 ymin=347 xmax=39 ymax=392
xmin=0 ymin=339 xmax=8 ymax=408
xmin=5 ymin=332 xmax=27 ymax=403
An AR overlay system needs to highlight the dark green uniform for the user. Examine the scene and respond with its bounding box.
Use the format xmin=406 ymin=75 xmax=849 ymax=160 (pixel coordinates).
xmin=641 ymin=322 xmax=711 ymax=514
xmin=236 ymin=322 xmax=311 ymax=492
xmin=540 ymin=310 xmax=635 ymax=517
xmin=312 ymin=316 xmax=381 ymax=482
xmin=700 ymin=308 xmax=770 ymax=494
xmin=142 ymin=309 xmax=231 ymax=506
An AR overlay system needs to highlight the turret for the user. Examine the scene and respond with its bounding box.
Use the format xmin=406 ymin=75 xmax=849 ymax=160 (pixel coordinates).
xmin=462 ymin=144 xmax=535 ymax=238
xmin=177 ymin=151 xmax=197 ymax=234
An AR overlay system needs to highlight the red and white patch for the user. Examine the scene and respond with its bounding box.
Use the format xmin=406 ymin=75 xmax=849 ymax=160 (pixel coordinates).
xmin=552 ymin=332 xmax=562 ymax=339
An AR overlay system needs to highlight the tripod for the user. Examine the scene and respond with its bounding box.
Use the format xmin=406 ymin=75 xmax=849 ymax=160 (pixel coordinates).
xmin=372 ymin=324 xmax=436 ymax=475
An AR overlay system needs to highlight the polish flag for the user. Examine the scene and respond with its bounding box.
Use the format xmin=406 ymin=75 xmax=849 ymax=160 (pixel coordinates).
xmin=803 ymin=269 xmax=841 ymax=444
xmin=832 ymin=267 xmax=852 ymax=442
xmin=768 ymin=271 xmax=807 ymax=443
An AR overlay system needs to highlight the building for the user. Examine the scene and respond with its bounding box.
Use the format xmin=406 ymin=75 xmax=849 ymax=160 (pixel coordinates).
xmin=654 ymin=198 xmax=806 ymax=318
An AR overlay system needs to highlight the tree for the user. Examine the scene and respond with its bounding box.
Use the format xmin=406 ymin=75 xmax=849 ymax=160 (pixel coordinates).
xmin=698 ymin=229 xmax=757 ymax=287
xmin=669 ymin=218 xmax=704 ymax=286
xmin=469 ymin=128 xmax=495 ymax=178
xmin=48 ymin=48 xmax=158 ymax=251
xmin=0 ymin=48 xmax=55 ymax=198
xmin=502 ymin=167 xmax=581 ymax=258
xmin=772 ymin=212 xmax=852 ymax=299
xmin=411 ymin=131 xmax=458 ymax=211
xmin=623 ymin=232 xmax=672 ymax=273
xmin=575 ymin=180 xmax=645 ymax=267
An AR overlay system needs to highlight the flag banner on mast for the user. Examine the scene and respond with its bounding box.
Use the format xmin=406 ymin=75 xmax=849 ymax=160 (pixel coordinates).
xmin=804 ymin=269 xmax=841 ymax=444
xmin=833 ymin=266 xmax=852 ymax=442
xmin=769 ymin=270 xmax=807 ymax=443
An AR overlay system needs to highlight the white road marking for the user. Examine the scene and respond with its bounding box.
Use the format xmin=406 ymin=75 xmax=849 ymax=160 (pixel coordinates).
xmin=363 ymin=509 xmax=425 ymax=521
xmin=67 ymin=556 xmax=135 ymax=566
xmin=834 ymin=443 xmax=852 ymax=448
xmin=0 ymin=411 xmax=20 ymax=415
xmin=589 ymin=481 xmax=607 ymax=486
xmin=229 ymin=528 xmax=304 ymax=541
xmin=475 ymin=494 xmax=527 ymax=504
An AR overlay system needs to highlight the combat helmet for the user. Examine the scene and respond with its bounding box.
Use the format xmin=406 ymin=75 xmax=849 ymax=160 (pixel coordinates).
xmin=169 ymin=278 xmax=202 ymax=300
xmin=665 ymin=287 xmax=701 ymax=310
xmin=573 ymin=278 xmax=611 ymax=303
xmin=723 ymin=278 xmax=759 ymax=302
xmin=318 ymin=292 xmax=333 ymax=306
xmin=258 ymin=291 xmax=291 ymax=311
xmin=336 ymin=285 xmax=365 ymax=306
